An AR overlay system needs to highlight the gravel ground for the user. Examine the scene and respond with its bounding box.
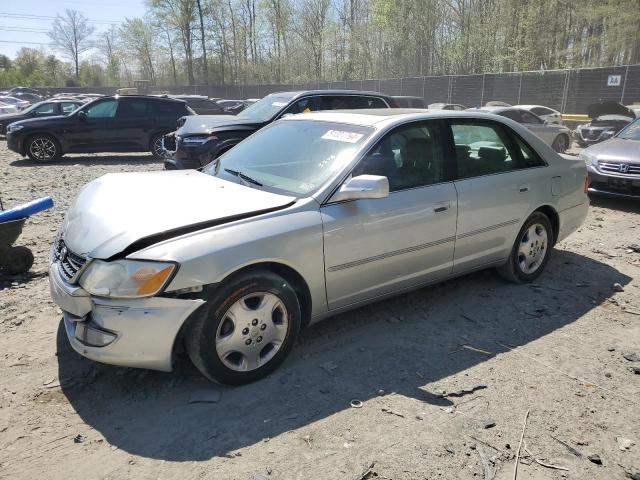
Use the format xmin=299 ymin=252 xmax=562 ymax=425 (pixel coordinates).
xmin=0 ymin=142 xmax=639 ymax=480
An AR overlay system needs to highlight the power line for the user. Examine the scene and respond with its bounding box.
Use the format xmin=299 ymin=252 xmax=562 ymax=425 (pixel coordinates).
xmin=0 ymin=26 xmax=50 ymax=33
xmin=0 ymin=12 xmax=122 ymax=25
xmin=0 ymin=40 xmax=53 ymax=45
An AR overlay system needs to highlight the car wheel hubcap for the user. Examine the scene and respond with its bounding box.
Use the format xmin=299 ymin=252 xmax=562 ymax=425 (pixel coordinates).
xmin=152 ymin=138 xmax=163 ymax=156
xmin=517 ymin=223 xmax=548 ymax=274
xmin=30 ymin=137 xmax=56 ymax=160
xmin=215 ymin=292 xmax=288 ymax=372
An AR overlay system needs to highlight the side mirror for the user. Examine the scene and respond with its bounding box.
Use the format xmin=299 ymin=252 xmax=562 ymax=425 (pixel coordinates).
xmin=330 ymin=175 xmax=389 ymax=203
xmin=77 ymin=110 xmax=87 ymax=121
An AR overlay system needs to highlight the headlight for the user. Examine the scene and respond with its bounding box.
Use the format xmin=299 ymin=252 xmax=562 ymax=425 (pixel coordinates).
xmin=601 ymin=130 xmax=615 ymax=139
xmin=578 ymin=152 xmax=595 ymax=165
xmin=79 ymin=259 xmax=176 ymax=298
xmin=7 ymin=124 xmax=24 ymax=133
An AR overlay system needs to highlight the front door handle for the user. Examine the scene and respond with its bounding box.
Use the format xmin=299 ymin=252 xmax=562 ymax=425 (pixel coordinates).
xmin=434 ymin=202 xmax=450 ymax=213
xmin=518 ymin=184 xmax=529 ymax=193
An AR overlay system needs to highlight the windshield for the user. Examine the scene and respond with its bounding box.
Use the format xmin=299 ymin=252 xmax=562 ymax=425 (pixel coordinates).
xmin=236 ymin=95 xmax=294 ymax=121
xmin=618 ymin=119 xmax=640 ymax=140
xmin=204 ymin=120 xmax=373 ymax=196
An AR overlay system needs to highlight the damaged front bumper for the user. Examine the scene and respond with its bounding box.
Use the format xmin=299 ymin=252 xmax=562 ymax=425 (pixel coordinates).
xmin=162 ymin=133 xmax=214 ymax=171
xmin=49 ymin=262 xmax=204 ymax=372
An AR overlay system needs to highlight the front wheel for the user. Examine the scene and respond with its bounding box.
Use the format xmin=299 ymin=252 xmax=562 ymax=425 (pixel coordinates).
xmin=497 ymin=212 xmax=553 ymax=283
xmin=25 ymin=134 xmax=61 ymax=162
xmin=552 ymin=134 xmax=569 ymax=153
xmin=150 ymin=134 xmax=165 ymax=159
xmin=185 ymin=270 xmax=301 ymax=385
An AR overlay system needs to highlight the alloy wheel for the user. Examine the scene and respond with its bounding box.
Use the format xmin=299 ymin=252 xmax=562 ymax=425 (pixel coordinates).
xmin=517 ymin=223 xmax=548 ymax=274
xmin=29 ymin=137 xmax=57 ymax=161
xmin=215 ymin=292 xmax=288 ymax=372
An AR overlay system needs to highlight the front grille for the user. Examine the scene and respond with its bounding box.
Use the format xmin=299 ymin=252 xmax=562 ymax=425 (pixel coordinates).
xmin=598 ymin=161 xmax=640 ymax=176
xmin=53 ymin=238 xmax=88 ymax=283
xmin=581 ymin=129 xmax=600 ymax=140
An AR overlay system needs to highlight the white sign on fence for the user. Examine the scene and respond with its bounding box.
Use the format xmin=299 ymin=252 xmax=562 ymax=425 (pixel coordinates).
xmin=607 ymin=75 xmax=622 ymax=86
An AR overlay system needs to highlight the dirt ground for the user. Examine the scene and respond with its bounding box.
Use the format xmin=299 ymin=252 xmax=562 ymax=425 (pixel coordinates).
xmin=0 ymin=141 xmax=639 ymax=480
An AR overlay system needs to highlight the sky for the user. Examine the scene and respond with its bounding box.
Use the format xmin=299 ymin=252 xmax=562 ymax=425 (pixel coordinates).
xmin=0 ymin=0 xmax=147 ymax=58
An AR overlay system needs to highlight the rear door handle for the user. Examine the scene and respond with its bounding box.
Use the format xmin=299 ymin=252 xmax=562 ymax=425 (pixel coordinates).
xmin=518 ymin=184 xmax=529 ymax=193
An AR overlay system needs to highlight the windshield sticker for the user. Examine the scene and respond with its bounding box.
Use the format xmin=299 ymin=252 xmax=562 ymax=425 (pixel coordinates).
xmin=272 ymin=101 xmax=287 ymax=107
xmin=321 ymin=130 xmax=364 ymax=143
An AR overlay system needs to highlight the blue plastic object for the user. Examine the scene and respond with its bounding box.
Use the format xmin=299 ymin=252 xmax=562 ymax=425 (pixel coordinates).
xmin=0 ymin=196 xmax=54 ymax=223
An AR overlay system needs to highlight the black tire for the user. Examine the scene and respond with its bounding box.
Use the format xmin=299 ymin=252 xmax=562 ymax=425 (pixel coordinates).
xmin=149 ymin=134 xmax=165 ymax=159
xmin=25 ymin=134 xmax=61 ymax=162
xmin=185 ymin=270 xmax=301 ymax=385
xmin=497 ymin=211 xmax=553 ymax=284
xmin=2 ymin=246 xmax=34 ymax=275
xmin=552 ymin=134 xmax=569 ymax=153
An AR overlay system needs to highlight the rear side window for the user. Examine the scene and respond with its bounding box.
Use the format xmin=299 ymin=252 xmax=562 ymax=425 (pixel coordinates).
xmin=33 ymin=103 xmax=56 ymax=114
xmin=512 ymin=134 xmax=546 ymax=168
xmin=519 ymin=110 xmax=543 ymax=124
xmin=499 ymin=110 xmax=522 ymax=123
xmin=531 ymin=107 xmax=552 ymax=116
xmin=152 ymin=100 xmax=187 ymax=117
xmin=117 ymin=99 xmax=149 ymax=118
xmin=450 ymin=122 xmax=518 ymax=178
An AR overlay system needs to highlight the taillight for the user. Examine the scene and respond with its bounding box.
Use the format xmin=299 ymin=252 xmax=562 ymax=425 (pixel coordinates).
xmin=584 ymin=176 xmax=589 ymax=193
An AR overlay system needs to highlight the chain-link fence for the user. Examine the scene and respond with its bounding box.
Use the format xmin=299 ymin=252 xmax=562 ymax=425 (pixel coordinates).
xmin=46 ymin=64 xmax=640 ymax=114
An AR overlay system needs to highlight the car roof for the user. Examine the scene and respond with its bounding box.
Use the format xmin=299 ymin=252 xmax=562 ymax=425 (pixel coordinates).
xmin=515 ymin=105 xmax=555 ymax=110
xmin=265 ymin=90 xmax=391 ymax=100
xmin=281 ymin=108 xmax=508 ymax=128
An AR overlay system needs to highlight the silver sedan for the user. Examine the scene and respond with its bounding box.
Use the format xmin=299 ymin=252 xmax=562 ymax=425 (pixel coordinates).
xmin=49 ymin=110 xmax=588 ymax=384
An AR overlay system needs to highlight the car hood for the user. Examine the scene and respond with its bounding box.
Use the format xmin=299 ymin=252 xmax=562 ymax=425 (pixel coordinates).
xmin=583 ymin=138 xmax=640 ymax=162
xmin=587 ymin=101 xmax=635 ymax=120
xmin=10 ymin=115 xmax=68 ymax=128
xmin=176 ymin=114 xmax=263 ymax=136
xmin=0 ymin=112 xmax=27 ymax=123
xmin=61 ymin=170 xmax=296 ymax=259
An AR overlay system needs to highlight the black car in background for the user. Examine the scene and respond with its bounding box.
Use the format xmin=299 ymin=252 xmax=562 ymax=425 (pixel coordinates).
xmin=163 ymin=90 xmax=395 ymax=170
xmin=392 ymin=96 xmax=425 ymax=108
xmin=575 ymin=101 xmax=636 ymax=147
xmin=6 ymin=95 xmax=194 ymax=162
xmin=169 ymin=95 xmax=227 ymax=115
xmin=0 ymin=99 xmax=83 ymax=135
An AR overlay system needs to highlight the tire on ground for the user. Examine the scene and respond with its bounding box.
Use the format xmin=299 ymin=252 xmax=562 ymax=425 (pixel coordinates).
xmin=497 ymin=211 xmax=554 ymax=284
xmin=25 ymin=134 xmax=61 ymax=162
xmin=185 ymin=269 xmax=301 ymax=385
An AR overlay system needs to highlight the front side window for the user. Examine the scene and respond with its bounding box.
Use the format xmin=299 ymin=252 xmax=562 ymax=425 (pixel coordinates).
xmin=498 ymin=110 xmax=522 ymax=122
xmin=85 ymin=99 xmax=118 ymax=118
xmin=531 ymin=107 xmax=553 ymax=116
xmin=204 ymin=120 xmax=372 ymax=196
xmin=236 ymin=94 xmax=295 ymax=121
xmin=451 ymin=122 xmax=518 ymax=178
xmin=61 ymin=102 xmax=81 ymax=114
xmin=353 ymin=121 xmax=446 ymax=191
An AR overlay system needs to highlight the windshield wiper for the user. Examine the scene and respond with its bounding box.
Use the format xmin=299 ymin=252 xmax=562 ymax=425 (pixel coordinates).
xmin=224 ymin=168 xmax=263 ymax=186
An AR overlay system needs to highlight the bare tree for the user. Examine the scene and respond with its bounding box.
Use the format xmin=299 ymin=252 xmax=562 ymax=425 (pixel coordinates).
xmin=196 ymin=0 xmax=209 ymax=83
xmin=48 ymin=9 xmax=95 ymax=79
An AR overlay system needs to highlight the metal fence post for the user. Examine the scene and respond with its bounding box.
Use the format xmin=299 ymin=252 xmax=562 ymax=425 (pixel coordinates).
xmin=400 ymin=77 xmax=403 ymax=95
xmin=422 ymin=76 xmax=426 ymax=100
xmin=447 ymin=76 xmax=452 ymax=103
xmin=517 ymin=72 xmax=523 ymax=104
xmin=621 ymin=65 xmax=630 ymax=103
xmin=480 ymin=74 xmax=486 ymax=106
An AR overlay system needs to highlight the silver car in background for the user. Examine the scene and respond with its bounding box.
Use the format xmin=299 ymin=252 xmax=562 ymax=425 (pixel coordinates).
xmin=472 ymin=106 xmax=572 ymax=152
xmin=581 ymin=118 xmax=640 ymax=199
xmin=49 ymin=110 xmax=588 ymax=385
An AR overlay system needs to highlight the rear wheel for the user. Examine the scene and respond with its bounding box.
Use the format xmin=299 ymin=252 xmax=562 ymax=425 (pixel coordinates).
xmin=185 ymin=270 xmax=301 ymax=385
xmin=25 ymin=134 xmax=61 ymax=162
xmin=150 ymin=134 xmax=165 ymax=159
xmin=497 ymin=212 xmax=553 ymax=283
xmin=552 ymin=134 xmax=569 ymax=153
